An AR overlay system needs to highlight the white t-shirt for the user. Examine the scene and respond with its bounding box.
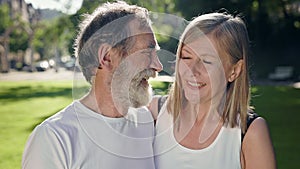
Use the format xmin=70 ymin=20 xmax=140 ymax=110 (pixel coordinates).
xmin=22 ymin=100 xmax=155 ymax=169
xmin=154 ymin=108 xmax=242 ymax=169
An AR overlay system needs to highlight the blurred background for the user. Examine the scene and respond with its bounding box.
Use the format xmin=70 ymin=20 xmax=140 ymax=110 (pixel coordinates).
xmin=0 ymin=0 xmax=299 ymax=80
xmin=0 ymin=0 xmax=299 ymax=169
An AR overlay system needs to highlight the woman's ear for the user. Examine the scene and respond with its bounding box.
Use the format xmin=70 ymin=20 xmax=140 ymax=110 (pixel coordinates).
xmin=228 ymin=59 xmax=244 ymax=82
xmin=98 ymin=43 xmax=112 ymax=69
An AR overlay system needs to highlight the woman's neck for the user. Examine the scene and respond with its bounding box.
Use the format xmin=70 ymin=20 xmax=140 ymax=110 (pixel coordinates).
xmin=181 ymin=100 xmax=211 ymax=124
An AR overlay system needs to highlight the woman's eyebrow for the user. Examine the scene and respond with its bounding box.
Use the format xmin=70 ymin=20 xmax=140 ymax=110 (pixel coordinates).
xmin=181 ymin=47 xmax=193 ymax=55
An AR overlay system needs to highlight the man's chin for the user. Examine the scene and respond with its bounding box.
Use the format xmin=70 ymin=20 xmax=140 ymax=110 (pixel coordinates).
xmin=129 ymin=85 xmax=152 ymax=108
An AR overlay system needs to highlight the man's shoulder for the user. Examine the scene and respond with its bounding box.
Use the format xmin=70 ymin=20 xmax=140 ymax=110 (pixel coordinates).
xmin=38 ymin=102 xmax=77 ymax=130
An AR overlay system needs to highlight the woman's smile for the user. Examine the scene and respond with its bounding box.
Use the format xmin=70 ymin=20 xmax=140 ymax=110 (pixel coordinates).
xmin=187 ymin=81 xmax=207 ymax=89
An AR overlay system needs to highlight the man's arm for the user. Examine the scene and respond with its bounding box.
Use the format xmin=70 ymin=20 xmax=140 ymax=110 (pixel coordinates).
xmin=22 ymin=125 xmax=67 ymax=169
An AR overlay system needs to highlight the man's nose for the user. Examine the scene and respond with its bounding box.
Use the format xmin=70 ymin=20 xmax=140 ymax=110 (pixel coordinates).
xmin=150 ymin=54 xmax=163 ymax=72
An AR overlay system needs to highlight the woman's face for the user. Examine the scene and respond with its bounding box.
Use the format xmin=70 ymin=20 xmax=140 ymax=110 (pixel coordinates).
xmin=178 ymin=35 xmax=231 ymax=105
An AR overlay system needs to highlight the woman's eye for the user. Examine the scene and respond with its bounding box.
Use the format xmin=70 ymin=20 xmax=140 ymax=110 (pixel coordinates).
xmin=201 ymin=55 xmax=215 ymax=64
xmin=180 ymin=56 xmax=191 ymax=59
xmin=203 ymin=59 xmax=212 ymax=64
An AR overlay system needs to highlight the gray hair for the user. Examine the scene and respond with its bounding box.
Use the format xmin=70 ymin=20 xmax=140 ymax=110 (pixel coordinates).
xmin=74 ymin=1 xmax=151 ymax=83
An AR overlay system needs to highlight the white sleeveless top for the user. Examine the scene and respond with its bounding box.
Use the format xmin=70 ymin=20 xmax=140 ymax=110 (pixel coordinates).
xmin=154 ymin=108 xmax=242 ymax=169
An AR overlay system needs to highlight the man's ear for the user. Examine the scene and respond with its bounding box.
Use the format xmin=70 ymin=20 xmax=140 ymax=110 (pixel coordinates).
xmin=98 ymin=43 xmax=112 ymax=69
xmin=228 ymin=59 xmax=244 ymax=82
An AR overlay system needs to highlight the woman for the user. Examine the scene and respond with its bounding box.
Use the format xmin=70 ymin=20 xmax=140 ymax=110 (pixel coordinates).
xmin=151 ymin=12 xmax=276 ymax=169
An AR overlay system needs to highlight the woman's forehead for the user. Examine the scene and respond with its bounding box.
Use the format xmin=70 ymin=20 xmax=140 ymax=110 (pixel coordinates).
xmin=181 ymin=37 xmax=219 ymax=56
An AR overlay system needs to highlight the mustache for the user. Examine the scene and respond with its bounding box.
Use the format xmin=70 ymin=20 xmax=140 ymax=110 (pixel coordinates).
xmin=132 ymin=69 xmax=156 ymax=82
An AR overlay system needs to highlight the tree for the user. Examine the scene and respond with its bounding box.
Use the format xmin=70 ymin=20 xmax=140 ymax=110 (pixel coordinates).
xmin=0 ymin=2 xmax=36 ymax=72
xmin=0 ymin=3 xmax=16 ymax=73
xmin=173 ymin=0 xmax=300 ymax=78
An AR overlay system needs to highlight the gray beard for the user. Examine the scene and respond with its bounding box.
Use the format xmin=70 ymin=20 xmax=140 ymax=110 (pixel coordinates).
xmin=129 ymin=79 xmax=152 ymax=108
xmin=111 ymin=62 xmax=154 ymax=115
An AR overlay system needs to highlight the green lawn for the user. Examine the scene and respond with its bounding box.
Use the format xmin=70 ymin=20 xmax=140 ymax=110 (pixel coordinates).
xmin=0 ymin=81 xmax=299 ymax=169
xmin=0 ymin=81 xmax=73 ymax=169
xmin=251 ymin=86 xmax=300 ymax=169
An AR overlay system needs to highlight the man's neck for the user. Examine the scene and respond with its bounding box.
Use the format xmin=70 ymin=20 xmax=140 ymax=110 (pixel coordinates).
xmin=80 ymin=92 xmax=126 ymax=118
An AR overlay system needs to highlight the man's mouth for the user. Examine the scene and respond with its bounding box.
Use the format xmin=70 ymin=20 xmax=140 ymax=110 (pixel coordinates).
xmin=132 ymin=69 xmax=156 ymax=88
xmin=141 ymin=77 xmax=149 ymax=86
xmin=140 ymin=74 xmax=154 ymax=87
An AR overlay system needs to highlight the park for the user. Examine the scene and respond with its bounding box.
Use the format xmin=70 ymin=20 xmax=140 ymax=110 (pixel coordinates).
xmin=0 ymin=0 xmax=300 ymax=169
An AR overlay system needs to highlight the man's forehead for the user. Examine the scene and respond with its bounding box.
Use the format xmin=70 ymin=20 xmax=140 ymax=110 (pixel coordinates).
xmin=127 ymin=19 xmax=159 ymax=49
xmin=128 ymin=18 xmax=153 ymax=35
xmin=132 ymin=33 xmax=159 ymax=50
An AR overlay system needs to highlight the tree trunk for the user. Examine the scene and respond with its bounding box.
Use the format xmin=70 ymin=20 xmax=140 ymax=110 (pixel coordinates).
xmin=0 ymin=38 xmax=10 ymax=73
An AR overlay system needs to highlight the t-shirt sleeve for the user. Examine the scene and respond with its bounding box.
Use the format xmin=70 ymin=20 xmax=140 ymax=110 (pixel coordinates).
xmin=22 ymin=124 xmax=68 ymax=169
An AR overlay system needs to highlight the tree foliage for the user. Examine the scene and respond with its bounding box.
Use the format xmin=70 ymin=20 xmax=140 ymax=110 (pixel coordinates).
xmin=33 ymin=0 xmax=300 ymax=77
xmin=1 ymin=0 xmax=299 ymax=76
xmin=33 ymin=16 xmax=75 ymax=59
xmin=0 ymin=4 xmax=12 ymax=34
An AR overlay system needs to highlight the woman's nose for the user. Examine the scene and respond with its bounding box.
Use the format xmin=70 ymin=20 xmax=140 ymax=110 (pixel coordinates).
xmin=190 ymin=58 xmax=205 ymax=76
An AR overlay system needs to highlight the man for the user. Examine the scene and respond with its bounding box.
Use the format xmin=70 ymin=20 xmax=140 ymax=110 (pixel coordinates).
xmin=22 ymin=1 xmax=162 ymax=169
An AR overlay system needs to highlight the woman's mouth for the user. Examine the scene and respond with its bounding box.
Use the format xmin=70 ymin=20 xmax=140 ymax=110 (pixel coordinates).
xmin=187 ymin=81 xmax=207 ymax=88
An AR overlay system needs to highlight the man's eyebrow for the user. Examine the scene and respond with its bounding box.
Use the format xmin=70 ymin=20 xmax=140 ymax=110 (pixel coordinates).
xmin=148 ymin=42 xmax=160 ymax=50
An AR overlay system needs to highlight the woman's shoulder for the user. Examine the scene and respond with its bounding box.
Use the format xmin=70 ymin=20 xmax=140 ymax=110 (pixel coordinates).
xmin=244 ymin=116 xmax=269 ymax=141
xmin=242 ymin=111 xmax=269 ymax=144
xmin=241 ymin=116 xmax=277 ymax=169
xmin=148 ymin=95 xmax=168 ymax=120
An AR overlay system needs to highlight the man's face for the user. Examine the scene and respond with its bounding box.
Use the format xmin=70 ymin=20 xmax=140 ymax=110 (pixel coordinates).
xmin=111 ymin=25 xmax=162 ymax=112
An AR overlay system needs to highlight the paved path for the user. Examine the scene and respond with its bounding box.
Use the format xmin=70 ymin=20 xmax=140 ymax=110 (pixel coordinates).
xmin=1 ymin=68 xmax=299 ymax=89
xmin=0 ymin=68 xmax=174 ymax=82
xmin=0 ymin=68 xmax=74 ymax=81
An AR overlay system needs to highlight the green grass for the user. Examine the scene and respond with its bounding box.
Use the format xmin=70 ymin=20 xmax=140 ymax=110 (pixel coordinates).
xmin=0 ymin=81 xmax=73 ymax=169
xmin=150 ymin=81 xmax=171 ymax=95
xmin=251 ymin=86 xmax=300 ymax=169
xmin=0 ymin=81 xmax=299 ymax=169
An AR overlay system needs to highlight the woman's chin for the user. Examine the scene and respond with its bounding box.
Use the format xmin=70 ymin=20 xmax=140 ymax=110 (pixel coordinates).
xmin=184 ymin=92 xmax=201 ymax=104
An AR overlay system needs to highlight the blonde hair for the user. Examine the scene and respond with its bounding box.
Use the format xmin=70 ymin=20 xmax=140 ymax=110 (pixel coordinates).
xmin=167 ymin=12 xmax=251 ymax=133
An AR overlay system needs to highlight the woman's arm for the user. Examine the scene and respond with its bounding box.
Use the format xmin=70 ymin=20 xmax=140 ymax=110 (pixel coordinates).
xmin=241 ymin=117 xmax=277 ymax=169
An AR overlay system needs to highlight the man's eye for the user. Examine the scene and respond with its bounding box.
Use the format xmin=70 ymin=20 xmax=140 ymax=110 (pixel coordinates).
xmin=148 ymin=43 xmax=157 ymax=49
xmin=142 ymin=49 xmax=154 ymax=55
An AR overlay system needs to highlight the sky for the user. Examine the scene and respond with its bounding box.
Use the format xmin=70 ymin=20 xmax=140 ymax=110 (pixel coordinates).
xmin=24 ymin=0 xmax=83 ymax=15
